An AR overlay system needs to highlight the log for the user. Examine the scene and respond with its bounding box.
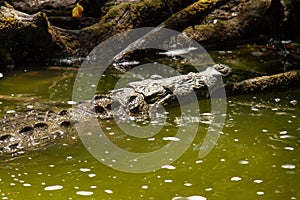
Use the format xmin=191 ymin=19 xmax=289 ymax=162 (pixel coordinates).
xmin=0 ymin=0 xmax=294 ymax=67
xmin=163 ymin=0 xmax=230 ymax=31
xmin=226 ymin=70 xmax=300 ymax=95
xmin=183 ymin=0 xmax=270 ymax=48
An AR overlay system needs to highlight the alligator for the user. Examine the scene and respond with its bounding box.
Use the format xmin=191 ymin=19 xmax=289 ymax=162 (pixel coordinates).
xmin=0 ymin=64 xmax=232 ymax=155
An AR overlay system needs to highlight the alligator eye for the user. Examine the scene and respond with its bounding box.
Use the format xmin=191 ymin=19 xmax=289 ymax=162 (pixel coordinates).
xmin=34 ymin=122 xmax=48 ymax=130
xmin=0 ymin=134 xmax=11 ymax=141
xmin=19 ymin=126 xmax=34 ymax=135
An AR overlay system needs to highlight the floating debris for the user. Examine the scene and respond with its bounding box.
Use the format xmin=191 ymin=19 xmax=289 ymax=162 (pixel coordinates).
xmin=88 ymin=173 xmax=96 ymax=177
xmin=238 ymin=160 xmax=249 ymax=165
xmin=104 ymin=189 xmax=113 ymax=194
xmin=284 ymin=146 xmax=294 ymax=151
xmin=67 ymin=101 xmax=77 ymax=105
xmin=44 ymin=185 xmax=63 ymax=191
xmin=230 ymin=176 xmax=242 ymax=181
xmin=76 ymin=191 xmax=93 ymax=196
xmin=253 ymin=179 xmax=263 ymax=184
xmin=184 ymin=182 xmax=192 ymax=187
xmin=172 ymin=195 xmax=206 ymax=200
xmin=281 ymin=164 xmax=296 ymax=169
xmin=257 ymin=191 xmax=264 ymax=195
xmin=162 ymin=137 xmax=180 ymax=142
xmin=161 ymin=165 xmax=176 ymax=170
xmin=80 ymin=168 xmax=91 ymax=172
xmin=141 ymin=185 xmax=148 ymax=189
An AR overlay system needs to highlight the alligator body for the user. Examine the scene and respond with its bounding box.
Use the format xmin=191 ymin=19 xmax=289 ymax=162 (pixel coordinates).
xmin=0 ymin=64 xmax=231 ymax=154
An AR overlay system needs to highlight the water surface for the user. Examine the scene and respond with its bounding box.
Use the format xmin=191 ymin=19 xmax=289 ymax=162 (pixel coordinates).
xmin=0 ymin=60 xmax=299 ymax=199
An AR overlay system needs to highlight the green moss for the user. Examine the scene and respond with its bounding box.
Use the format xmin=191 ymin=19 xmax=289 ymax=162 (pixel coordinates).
xmin=164 ymin=0 xmax=228 ymax=31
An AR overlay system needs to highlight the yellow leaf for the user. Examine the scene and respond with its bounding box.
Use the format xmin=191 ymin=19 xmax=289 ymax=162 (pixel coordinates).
xmin=72 ymin=3 xmax=84 ymax=18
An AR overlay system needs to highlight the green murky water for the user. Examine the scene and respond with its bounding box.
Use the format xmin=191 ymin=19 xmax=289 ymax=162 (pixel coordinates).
xmin=0 ymin=54 xmax=299 ymax=200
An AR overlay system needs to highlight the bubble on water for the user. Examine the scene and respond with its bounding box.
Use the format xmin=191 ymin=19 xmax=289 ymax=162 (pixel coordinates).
xmin=262 ymin=129 xmax=268 ymax=133
xmin=230 ymin=177 xmax=242 ymax=181
xmin=23 ymin=183 xmax=31 ymax=187
xmin=164 ymin=179 xmax=173 ymax=183
xmin=80 ymin=168 xmax=91 ymax=172
xmin=205 ymin=188 xmax=213 ymax=191
xmin=76 ymin=191 xmax=93 ymax=196
xmin=44 ymin=185 xmax=63 ymax=191
xmin=90 ymin=186 xmax=97 ymax=189
xmin=281 ymin=164 xmax=296 ymax=169
xmin=253 ymin=179 xmax=263 ymax=184
xmin=161 ymin=165 xmax=176 ymax=170
xmin=104 ymin=189 xmax=113 ymax=194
